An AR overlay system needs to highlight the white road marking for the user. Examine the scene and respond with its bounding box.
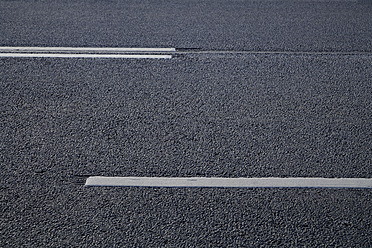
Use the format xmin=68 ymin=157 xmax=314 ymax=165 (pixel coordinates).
xmin=0 ymin=46 xmax=176 ymax=52
xmin=84 ymin=177 xmax=372 ymax=188
xmin=0 ymin=53 xmax=172 ymax=59
xmin=1 ymin=47 xmax=369 ymax=56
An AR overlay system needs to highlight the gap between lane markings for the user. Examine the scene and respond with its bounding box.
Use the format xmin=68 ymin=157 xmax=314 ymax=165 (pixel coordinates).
xmin=84 ymin=177 xmax=372 ymax=188
xmin=0 ymin=47 xmax=175 ymax=59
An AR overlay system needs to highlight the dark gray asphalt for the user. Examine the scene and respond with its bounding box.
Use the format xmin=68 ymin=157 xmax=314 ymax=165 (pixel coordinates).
xmin=1 ymin=0 xmax=371 ymax=247
xmin=0 ymin=0 xmax=371 ymax=51
xmin=1 ymin=55 xmax=371 ymax=178
xmin=2 ymin=176 xmax=371 ymax=247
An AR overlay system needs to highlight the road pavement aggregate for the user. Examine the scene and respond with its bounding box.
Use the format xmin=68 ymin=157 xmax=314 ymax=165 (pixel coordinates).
xmin=1 ymin=0 xmax=371 ymax=247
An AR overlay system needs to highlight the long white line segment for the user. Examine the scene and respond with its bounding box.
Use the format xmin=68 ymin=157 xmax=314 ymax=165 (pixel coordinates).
xmin=0 ymin=53 xmax=172 ymax=59
xmin=85 ymin=177 xmax=372 ymax=188
xmin=0 ymin=47 xmax=175 ymax=59
xmin=0 ymin=46 xmax=176 ymax=52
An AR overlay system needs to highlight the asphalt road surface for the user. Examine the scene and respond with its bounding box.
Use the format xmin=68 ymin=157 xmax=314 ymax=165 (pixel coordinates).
xmin=1 ymin=0 xmax=371 ymax=247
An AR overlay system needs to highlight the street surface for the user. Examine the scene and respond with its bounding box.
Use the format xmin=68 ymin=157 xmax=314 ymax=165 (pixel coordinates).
xmin=1 ymin=0 xmax=371 ymax=247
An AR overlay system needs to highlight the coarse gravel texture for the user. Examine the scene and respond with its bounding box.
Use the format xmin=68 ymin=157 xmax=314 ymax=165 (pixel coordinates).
xmin=0 ymin=0 xmax=371 ymax=51
xmin=1 ymin=173 xmax=371 ymax=247
xmin=1 ymin=54 xmax=371 ymax=247
xmin=1 ymin=0 xmax=372 ymax=246
xmin=1 ymin=54 xmax=371 ymax=178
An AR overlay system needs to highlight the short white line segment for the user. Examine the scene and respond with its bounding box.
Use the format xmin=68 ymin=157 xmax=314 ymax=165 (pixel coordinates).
xmin=0 ymin=53 xmax=172 ymax=59
xmin=85 ymin=177 xmax=372 ymax=188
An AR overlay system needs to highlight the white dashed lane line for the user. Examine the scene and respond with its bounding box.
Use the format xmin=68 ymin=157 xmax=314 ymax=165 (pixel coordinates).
xmin=85 ymin=177 xmax=372 ymax=188
xmin=0 ymin=46 xmax=175 ymax=59
xmin=0 ymin=53 xmax=172 ymax=59
xmin=2 ymin=46 xmax=370 ymax=58
xmin=0 ymin=46 xmax=176 ymax=52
